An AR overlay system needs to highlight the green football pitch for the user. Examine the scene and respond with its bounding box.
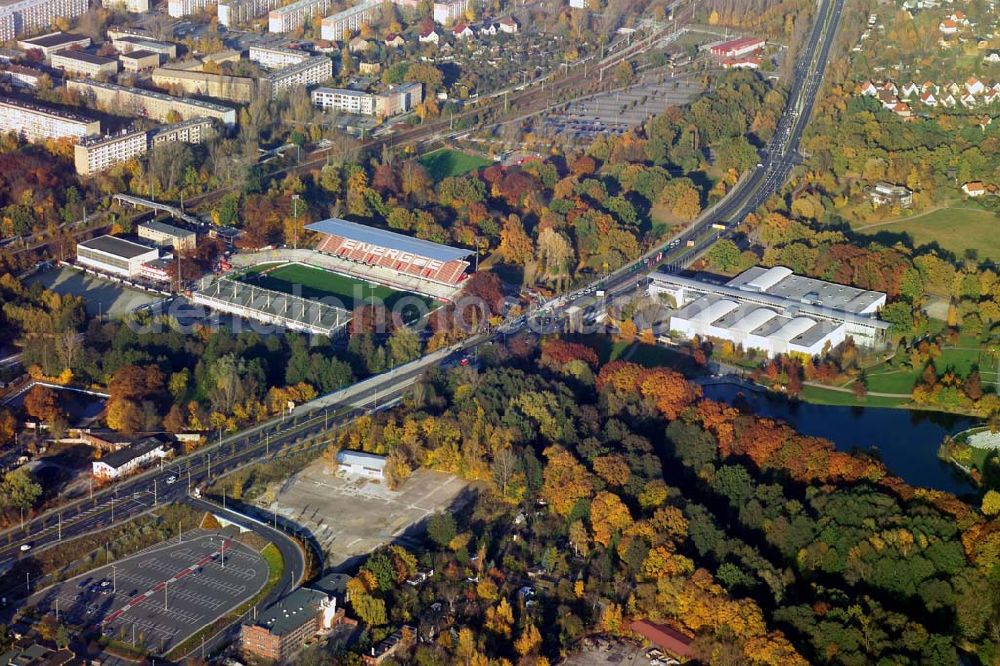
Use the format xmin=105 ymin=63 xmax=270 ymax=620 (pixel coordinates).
xmin=240 ymin=263 xmax=435 ymax=315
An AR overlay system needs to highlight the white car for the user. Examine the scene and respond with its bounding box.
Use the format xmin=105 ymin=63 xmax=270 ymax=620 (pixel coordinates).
xmin=19 ymin=544 xmax=31 ymax=552
xmin=166 ymin=475 xmax=177 ymax=485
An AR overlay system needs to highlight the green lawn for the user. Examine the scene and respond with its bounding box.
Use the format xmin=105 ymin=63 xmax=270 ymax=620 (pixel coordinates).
xmin=800 ymin=385 xmax=910 ymax=408
xmin=854 ymin=207 xmax=1000 ymax=261
xmin=419 ymin=148 xmax=493 ymax=181
xmin=240 ymin=262 xmax=434 ymax=315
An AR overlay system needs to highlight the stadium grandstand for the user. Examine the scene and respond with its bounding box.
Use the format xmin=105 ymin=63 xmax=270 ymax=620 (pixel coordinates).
xmin=308 ymin=218 xmax=473 ymax=287
xmin=191 ymin=274 xmax=351 ymax=337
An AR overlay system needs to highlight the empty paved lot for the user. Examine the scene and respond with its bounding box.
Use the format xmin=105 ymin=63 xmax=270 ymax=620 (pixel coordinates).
xmin=268 ymin=463 xmax=472 ymax=568
xmin=27 ymin=531 xmax=268 ymax=655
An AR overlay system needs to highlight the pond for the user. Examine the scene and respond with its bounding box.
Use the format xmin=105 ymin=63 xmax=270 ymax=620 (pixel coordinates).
xmin=702 ymin=383 xmax=979 ymax=497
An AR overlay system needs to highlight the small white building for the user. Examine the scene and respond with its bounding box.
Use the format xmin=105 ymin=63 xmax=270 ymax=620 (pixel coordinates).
xmin=336 ymin=449 xmax=386 ymax=479
xmin=92 ymin=435 xmax=170 ymax=480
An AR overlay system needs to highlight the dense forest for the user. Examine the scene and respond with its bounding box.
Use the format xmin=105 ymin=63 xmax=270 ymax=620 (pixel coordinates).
xmin=296 ymin=337 xmax=1000 ymax=665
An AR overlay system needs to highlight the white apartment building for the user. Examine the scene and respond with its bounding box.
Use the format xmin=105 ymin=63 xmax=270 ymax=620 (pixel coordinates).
xmin=167 ymin=0 xmax=215 ymax=17
xmin=266 ymin=55 xmax=332 ymax=98
xmin=433 ymin=0 xmax=469 ymax=24
xmin=91 ymin=436 xmax=170 ymax=480
xmin=247 ymin=44 xmax=309 ymax=69
xmin=320 ymin=0 xmax=380 ymax=41
xmin=0 ymin=97 xmax=100 ymax=141
xmin=268 ymin=0 xmax=334 ymax=33
xmin=217 ymin=0 xmax=281 ymax=27
xmin=0 ymin=0 xmax=89 ymax=42
xmin=76 ymin=235 xmax=159 ymax=278
xmin=312 ymin=81 xmax=422 ymax=117
xmin=311 ymin=87 xmax=375 ymax=114
xmin=51 ymin=51 xmax=120 ymax=77
xmin=73 ymin=128 xmax=147 ymax=176
xmin=151 ymin=117 xmax=214 ymax=145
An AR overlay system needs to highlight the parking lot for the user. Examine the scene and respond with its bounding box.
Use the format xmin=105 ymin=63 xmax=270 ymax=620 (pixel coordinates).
xmin=565 ymin=639 xmax=679 ymax=666
xmin=27 ymin=531 xmax=269 ymax=655
xmin=268 ymin=463 xmax=472 ymax=569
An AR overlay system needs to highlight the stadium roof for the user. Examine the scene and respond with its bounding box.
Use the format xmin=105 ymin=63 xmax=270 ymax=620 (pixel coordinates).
xmin=307 ymin=218 xmax=473 ymax=263
xmin=78 ymin=235 xmax=157 ymax=259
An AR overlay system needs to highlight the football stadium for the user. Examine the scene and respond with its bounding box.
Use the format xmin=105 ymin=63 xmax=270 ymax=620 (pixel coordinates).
xmin=191 ymin=218 xmax=473 ymax=336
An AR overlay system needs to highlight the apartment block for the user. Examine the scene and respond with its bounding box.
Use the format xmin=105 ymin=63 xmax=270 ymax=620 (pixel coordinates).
xmin=311 ymin=82 xmax=421 ymax=117
xmin=247 ymin=44 xmax=309 ymax=69
xmin=0 ymin=0 xmax=89 ymax=42
xmin=17 ymin=31 xmax=90 ymax=58
xmin=66 ymin=79 xmax=238 ymax=126
xmin=267 ymin=0 xmax=334 ymax=34
xmin=217 ymin=0 xmax=281 ymax=27
xmin=167 ymin=0 xmax=215 ymax=17
xmin=73 ymin=128 xmax=147 ymax=176
xmin=0 ymin=96 xmax=99 ymax=141
xmin=320 ymin=0 xmax=380 ymax=41
xmin=433 ymin=0 xmax=469 ymax=24
xmin=152 ymin=67 xmax=257 ymax=103
xmin=51 ymin=51 xmax=119 ymax=77
xmin=374 ymin=81 xmax=422 ymax=116
xmin=266 ymin=55 xmax=331 ymax=98
xmin=150 ymin=117 xmax=214 ymax=145
xmin=311 ymin=87 xmax=374 ymax=114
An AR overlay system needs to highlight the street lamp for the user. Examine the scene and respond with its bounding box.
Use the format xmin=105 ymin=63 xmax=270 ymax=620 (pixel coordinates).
xmin=291 ymin=194 xmax=301 ymax=250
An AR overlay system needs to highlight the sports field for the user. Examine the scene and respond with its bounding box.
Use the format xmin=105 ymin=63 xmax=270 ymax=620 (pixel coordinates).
xmin=240 ymin=262 xmax=434 ymax=317
xmin=419 ymin=148 xmax=492 ymax=181
xmin=854 ymin=207 xmax=1000 ymax=261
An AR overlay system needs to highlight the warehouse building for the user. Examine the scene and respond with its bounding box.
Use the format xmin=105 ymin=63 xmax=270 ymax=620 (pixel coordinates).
xmin=336 ymin=450 xmax=386 ymax=479
xmin=111 ymin=35 xmax=178 ymax=59
xmin=74 ymin=128 xmax=147 ymax=176
xmin=50 ymin=50 xmax=119 ymax=77
xmin=66 ymin=79 xmax=237 ymax=126
xmin=650 ymin=266 xmax=890 ymax=357
xmin=76 ymin=235 xmax=159 ymax=277
xmin=15 ymin=31 xmax=89 ymax=57
xmin=137 ymin=219 xmax=197 ymax=250
xmin=0 ymin=96 xmax=99 ymax=141
xmin=119 ymin=49 xmax=162 ymax=72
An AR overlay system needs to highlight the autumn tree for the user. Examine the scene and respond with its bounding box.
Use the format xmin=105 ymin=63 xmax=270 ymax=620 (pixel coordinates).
xmin=23 ymin=385 xmax=61 ymax=423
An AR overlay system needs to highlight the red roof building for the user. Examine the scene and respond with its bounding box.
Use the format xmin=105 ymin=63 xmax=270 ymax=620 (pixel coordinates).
xmin=709 ymin=36 xmax=765 ymax=58
xmin=630 ymin=619 xmax=695 ymax=661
